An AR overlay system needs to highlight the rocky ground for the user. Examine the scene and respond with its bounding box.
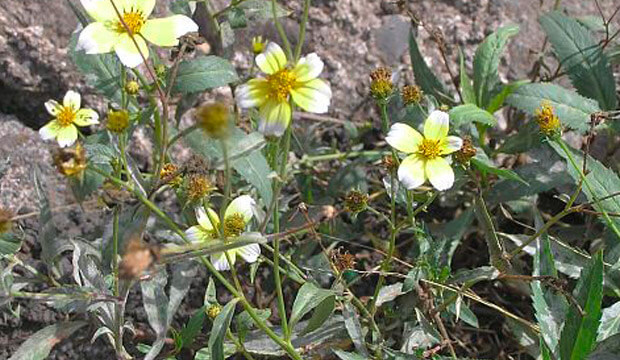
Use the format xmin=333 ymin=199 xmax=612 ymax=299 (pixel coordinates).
xmin=1 ymin=0 xmax=618 ymax=358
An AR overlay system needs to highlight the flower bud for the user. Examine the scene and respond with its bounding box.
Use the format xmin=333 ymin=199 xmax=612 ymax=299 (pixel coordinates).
xmin=53 ymin=142 xmax=87 ymax=177
xmin=252 ymin=36 xmax=266 ymax=55
xmin=106 ymin=109 xmax=130 ymax=133
xmin=194 ymin=102 xmax=230 ymax=139
xmin=453 ymin=136 xmax=476 ymax=165
xmin=401 ymin=85 xmax=423 ymax=106
xmin=155 ymin=64 xmax=167 ymax=78
xmin=207 ymin=304 xmax=222 ymax=319
xmin=369 ymin=67 xmax=394 ymax=100
xmin=535 ymin=101 xmax=562 ymax=137
xmin=125 ymin=81 xmax=140 ymax=95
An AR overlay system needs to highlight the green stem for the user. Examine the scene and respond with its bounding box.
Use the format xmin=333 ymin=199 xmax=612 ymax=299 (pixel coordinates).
xmin=294 ymin=0 xmax=311 ymax=62
xmin=301 ymin=150 xmax=385 ymax=164
xmin=112 ymin=206 xmax=123 ymax=356
xmin=168 ymin=125 xmax=198 ymax=150
xmin=271 ymin=0 xmax=293 ymax=60
xmin=557 ymin=138 xmax=620 ymax=240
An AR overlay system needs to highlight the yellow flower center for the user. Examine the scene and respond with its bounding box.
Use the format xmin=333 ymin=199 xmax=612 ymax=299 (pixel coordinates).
xmin=267 ymin=69 xmax=296 ymax=102
xmin=223 ymin=213 xmax=245 ymax=238
xmin=116 ymin=10 xmax=145 ymax=34
xmin=418 ymin=139 xmax=441 ymax=160
xmin=57 ymin=106 xmax=76 ymax=127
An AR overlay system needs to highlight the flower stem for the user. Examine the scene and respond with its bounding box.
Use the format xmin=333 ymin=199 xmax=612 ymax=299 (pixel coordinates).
xmin=271 ymin=0 xmax=293 ymax=60
xmin=294 ymin=0 xmax=311 ymax=62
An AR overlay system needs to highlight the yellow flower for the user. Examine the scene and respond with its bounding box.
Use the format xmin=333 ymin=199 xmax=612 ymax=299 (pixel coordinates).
xmin=235 ymin=42 xmax=332 ymax=137
xmin=39 ymin=90 xmax=99 ymax=147
xmin=386 ymin=111 xmax=463 ymax=191
xmin=185 ymin=195 xmax=260 ymax=271
xmin=76 ymin=0 xmax=198 ymax=68
xmin=252 ymin=36 xmax=266 ymax=55
xmin=535 ymin=100 xmax=561 ymax=137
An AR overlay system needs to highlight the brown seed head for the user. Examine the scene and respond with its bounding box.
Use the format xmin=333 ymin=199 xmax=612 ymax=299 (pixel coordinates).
xmin=331 ymin=248 xmax=356 ymax=272
xmin=370 ymin=67 xmax=393 ymax=100
xmin=454 ymin=136 xmax=477 ymax=165
xmin=344 ymin=190 xmax=368 ymax=214
xmin=53 ymin=142 xmax=87 ymax=177
xmin=401 ymin=85 xmax=423 ymax=105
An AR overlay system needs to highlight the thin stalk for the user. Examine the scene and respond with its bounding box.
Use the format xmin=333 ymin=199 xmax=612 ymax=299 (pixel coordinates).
xmin=271 ymin=0 xmax=293 ymax=60
xmin=474 ymin=192 xmax=511 ymax=271
xmin=272 ymin=126 xmax=292 ymax=342
xmin=112 ymin=206 xmax=123 ymax=357
xmin=294 ymin=0 xmax=311 ymax=62
xmin=167 ymin=125 xmax=198 ymax=149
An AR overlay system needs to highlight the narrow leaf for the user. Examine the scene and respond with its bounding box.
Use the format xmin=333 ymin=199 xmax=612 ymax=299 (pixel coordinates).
xmin=9 ymin=321 xmax=87 ymax=360
xmin=209 ymin=299 xmax=239 ymax=360
xmin=408 ymin=30 xmax=453 ymax=104
xmin=289 ymin=282 xmax=335 ymax=330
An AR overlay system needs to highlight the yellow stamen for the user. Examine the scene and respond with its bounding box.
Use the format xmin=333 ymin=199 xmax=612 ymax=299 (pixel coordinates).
xmin=57 ymin=107 xmax=76 ymax=127
xmin=116 ymin=10 xmax=145 ymax=34
xmin=418 ymin=139 xmax=441 ymax=159
xmin=223 ymin=213 xmax=245 ymax=238
xmin=266 ymin=69 xmax=296 ymax=102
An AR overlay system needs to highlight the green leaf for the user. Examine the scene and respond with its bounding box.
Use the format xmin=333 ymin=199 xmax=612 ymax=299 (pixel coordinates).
xmin=506 ymin=83 xmax=600 ymax=133
xmin=238 ymin=0 xmax=289 ymax=21
xmin=9 ymin=321 xmax=87 ymax=360
xmin=301 ymin=294 xmax=335 ymax=335
xmin=0 ymin=233 xmax=22 ymax=255
xmin=559 ymin=251 xmax=604 ymax=360
xmin=227 ymin=7 xmax=247 ymax=28
xmin=539 ymin=11 xmax=617 ymax=110
xmin=541 ymin=337 xmax=553 ymax=360
xmin=471 ymin=154 xmax=529 ymax=185
xmin=172 ymin=56 xmax=238 ymax=94
xmin=209 ymin=299 xmax=239 ymax=360
xmin=343 ymin=302 xmax=369 ymax=357
xmin=450 ymin=266 xmax=500 ymax=286
xmin=236 ymin=308 xmax=271 ymax=342
xmin=449 ymin=104 xmax=497 ymax=129
xmin=473 ymin=25 xmax=519 ymax=109
xmin=588 ymin=333 xmax=620 ymax=360
xmin=549 ymin=141 xmax=620 ymax=247
xmin=408 ymin=30 xmax=453 ymax=104
xmin=532 ymin=210 xmax=567 ymax=356
xmin=459 ymin=49 xmax=476 ymax=104
xmin=598 ymin=302 xmax=620 ymax=342
xmin=180 ymin=306 xmax=206 ymax=349
xmin=333 ymin=349 xmax=368 ymax=360
xmin=486 ymin=80 xmax=529 ymax=114
xmin=497 ymin=121 xmax=541 ymax=154
xmin=289 ymin=282 xmax=335 ymax=331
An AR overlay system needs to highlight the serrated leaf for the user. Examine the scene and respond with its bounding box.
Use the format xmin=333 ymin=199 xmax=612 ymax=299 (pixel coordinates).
xmin=0 ymin=233 xmax=22 ymax=255
xmin=597 ymin=302 xmax=620 ymax=342
xmin=506 ymin=83 xmax=600 ymax=133
xmin=473 ymin=25 xmax=519 ymax=109
xmin=559 ymin=251 xmax=604 ymax=360
xmin=449 ymin=104 xmax=497 ymax=129
xmin=209 ymin=299 xmax=239 ymax=360
xmin=289 ymin=282 xmax=335 ymax=331
xmin=486 ymin=80 xmax=529 ymax=114
xmin=408 ymin=30 xmax=453 ymax=104
xmin=459 ymin=49 xmax=476 ymax=104
xmin=532 ymin=210 xmax=567 ymax=356
xmin=540 ymin=11 xmax=616 ymax=110
xmin=9 ymin=321 xmax=87 ymax=360
xmin=180 ymin=306 xmax=206 ymax=349
xmin=172 ymin=56 xmax=238 ymax=94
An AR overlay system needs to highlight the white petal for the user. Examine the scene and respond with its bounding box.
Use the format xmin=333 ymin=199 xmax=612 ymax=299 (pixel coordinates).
xmin=238 ymin=243 xmax=261 ymax=263
xmin=211 ymin=252 xmax=233 ymax=271
xmin=440 ymin=136 xmax=463 ymax=155
xmin=39 ymin=120 xmax=62 ymax=141
xmin=185 ymin=225 xmax=210 ymax=243
xmin=196 ymin=207 xmax=220 ymax=231
xmin=133 ymin=0 xmax=156 ymax=17
xmin=398 ymin=154 xmax=426 ymax=190
xmin=258 ymin=100 xmax=291 ymax=137
xmin=425 ymin=157 xmax=455 ymax=191
xmin=74 ymin=109 xmax=100 ymax=126
xmin=63 ymin=91 xmax=81 ymax=110
xmin=56 ymin=125 xmax=78 ymax=148
xmin=141 ymin=15 xmax=198 ymax=47
xmin=292 ymin=53 xmax=324 ymax=82
xmin=225 ymin=195 xmax=255 ymax=224
xmin=77 ymin=22 xmax=120 ymax=54
xmin=80 ymin=0 xmax=117 ymax=22
xmin=235 ymin=79 xmax=269 ymax=108
xmin=45 ymin=100 xmax=62 ymax=116
xmin=114 ymin=34 xmax=149 ymax=68
xmin=256 ymin=42 xmax=287 ymax=75
xmin=423 ymin=110 xmax=449 ymax=140
xmin=386 ymin=123 xmax=423 ymax=154
xmin=290 ymin=79 xmax=332 ymax=114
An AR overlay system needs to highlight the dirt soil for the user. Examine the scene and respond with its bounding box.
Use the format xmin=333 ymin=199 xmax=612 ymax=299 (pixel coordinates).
xmin=0 ymin=0 xmax=618 ymax=358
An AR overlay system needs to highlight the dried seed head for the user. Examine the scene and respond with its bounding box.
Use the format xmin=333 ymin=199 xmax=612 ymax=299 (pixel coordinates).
xmin=183 ymin=154 xmax=210 ymax=176
xmin=194 ymin=102 xmax=230 ymax=139
xmin=160 ymin=163 xmax=182 ymax=187
xmin=125 ymin=81 xmax=140 ymax=95
xmin=53 ymin=142 xmax=87 ymax=177
xmin=453 ymin=136 xmax=476 ymax=165
xmin=118 ymin=235 xmax=160 ymax=280
xmin=370 ymin=67 xmax=394 ymax=100
xmin=207 ymin=304 xmax=222 ymax=319
xmin=0 ymin=208 xmax=13 ymax=234
xmin=401 ymin=85 xmax=423 ymax=106
xmin=187 ymin=174 xmax=214 ymax=202
xmin=331 ymin=248 xmax=356 ymax=272
xmin=535 ymin=101 xmax=561 ymax=137
xmin=106 ymin=109 xmax=130 ymax=133
xmin=344 ymin=190 xmax=368 ymax=214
